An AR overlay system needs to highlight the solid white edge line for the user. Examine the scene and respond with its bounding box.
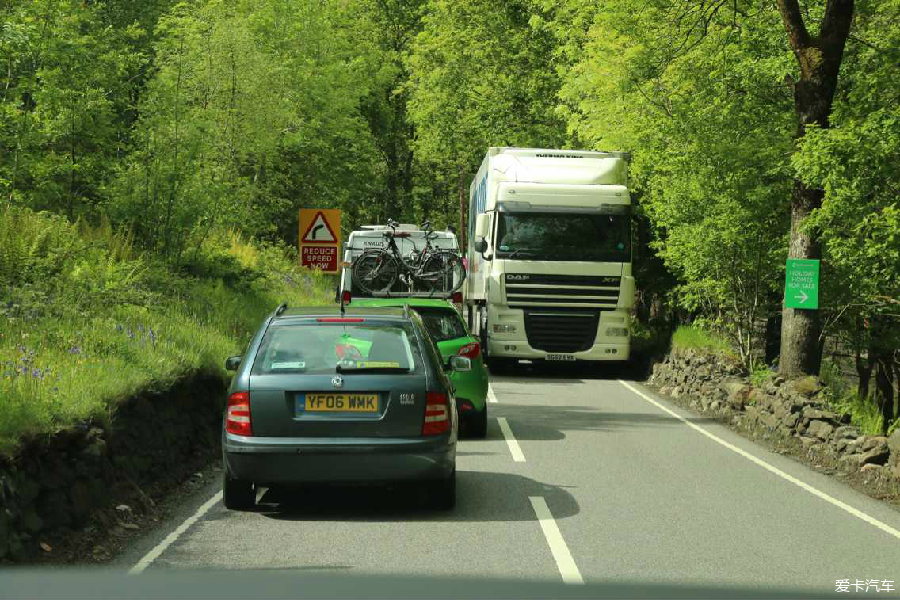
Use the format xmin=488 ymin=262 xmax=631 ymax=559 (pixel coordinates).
xmin=497 ymin=417 xmax=525 ymax=462
xmin=487 ymin=384 xmax=498 ymax=404
xmin=618 ymin=379 xmax=900 ymax=542
xmin=530 ymin=496 xmax=584 ymax=585
xmin=129 ymin=491 xmax=223 ymax=574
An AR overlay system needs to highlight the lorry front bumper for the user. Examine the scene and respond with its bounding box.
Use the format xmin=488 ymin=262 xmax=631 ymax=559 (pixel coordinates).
xmin=487 ymin=339 xmax=629 ymax=361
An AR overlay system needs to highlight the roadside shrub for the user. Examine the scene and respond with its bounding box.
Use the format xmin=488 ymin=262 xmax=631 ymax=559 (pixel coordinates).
xmin=750 ymin=364 xmax=774 ymax=388
xmin=0 ymin=206 xmax=86 ymax=287
xmin=671 ymin=325 xmax=735 ymax=357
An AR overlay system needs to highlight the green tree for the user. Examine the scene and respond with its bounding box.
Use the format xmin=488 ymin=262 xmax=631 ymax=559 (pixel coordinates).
xmin=407 ymin=0 xmax=568 ymax=243
xmin=1 ymin=1 xmax=143 ymax=218
xmin=556 ymin=1 xmax=794 ymax=368
xmin=108 ymin=0 xmax=382 ymax=258
xmin=775 ymin=0 xmax=855 ymax=378
xmin=792 ymin=0 xmax=900 ymax=429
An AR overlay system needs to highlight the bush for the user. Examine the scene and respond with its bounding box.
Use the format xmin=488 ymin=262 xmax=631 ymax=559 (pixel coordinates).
xmin=820 ymin=359 xmax=894 ymax=436
xmin=750 ymin=364 xmax=774 ymax=388
xmin=671 ymin=325 xmax=735 ymax=357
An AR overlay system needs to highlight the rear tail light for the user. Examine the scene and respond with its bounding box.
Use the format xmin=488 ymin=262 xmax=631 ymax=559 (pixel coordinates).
xmin=457 ymin=342 xmax=481 ymax=360
xmin=341 ymin=290 xmax=352 ymax=304
xmin=451 ymin=291 xmax=463 ymax=304
xmin=422 ymin=392 xmax=450 ymax=436
xmin=226 ymin=392 xmax=253 ymax=436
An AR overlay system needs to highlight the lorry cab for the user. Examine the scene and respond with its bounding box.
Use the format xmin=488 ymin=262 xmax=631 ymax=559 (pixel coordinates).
xmin=466 ymin=148 xmax=635 ymax=368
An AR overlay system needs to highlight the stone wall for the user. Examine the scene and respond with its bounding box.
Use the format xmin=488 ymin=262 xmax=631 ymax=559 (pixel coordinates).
xmin=649 ymin=349 xmax=900 ymax=483
xmin=0 ymin=371 xmax=225 ymax=561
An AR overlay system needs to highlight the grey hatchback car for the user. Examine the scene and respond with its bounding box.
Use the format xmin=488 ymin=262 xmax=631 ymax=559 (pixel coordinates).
xmin=222 ymin=305 xmax=468 ymax=511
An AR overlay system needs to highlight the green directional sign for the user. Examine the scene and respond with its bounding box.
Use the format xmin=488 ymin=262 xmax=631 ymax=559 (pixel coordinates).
xmin=785 ymin=259 xmax=819 ymax=310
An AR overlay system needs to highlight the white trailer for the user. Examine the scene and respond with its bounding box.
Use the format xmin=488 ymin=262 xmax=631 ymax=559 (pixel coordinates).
xmin=466 ymin=147 xmax=635 ymax=368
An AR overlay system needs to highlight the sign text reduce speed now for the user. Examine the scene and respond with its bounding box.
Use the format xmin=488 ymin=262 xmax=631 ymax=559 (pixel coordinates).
xmin=301 ymin=245 xmax=337 ymax=271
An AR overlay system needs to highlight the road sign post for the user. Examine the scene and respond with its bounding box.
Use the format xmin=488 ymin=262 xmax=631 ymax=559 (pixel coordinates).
xmin=299 ymin=209 xmax=341 ymax=273
xmin=784 ymin=259 xmax=819 ymax=310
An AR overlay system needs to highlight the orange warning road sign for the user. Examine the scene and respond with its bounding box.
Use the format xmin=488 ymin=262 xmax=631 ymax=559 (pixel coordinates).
xmin=299 ymin=209 xmax=341 ymax=273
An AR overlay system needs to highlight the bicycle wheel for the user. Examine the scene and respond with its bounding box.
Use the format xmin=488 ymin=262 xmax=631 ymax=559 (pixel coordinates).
xmin=353 ymin=251 xmax=398 ymax=294
xmin=420 ymin=252 xmax=466 ymax=293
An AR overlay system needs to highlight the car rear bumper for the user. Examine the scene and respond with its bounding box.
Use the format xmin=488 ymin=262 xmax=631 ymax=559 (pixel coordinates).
xmin=450 ymin=366 xmax=489 ymax=410
xmin=223 ymin=433 xmax=455 ymax=485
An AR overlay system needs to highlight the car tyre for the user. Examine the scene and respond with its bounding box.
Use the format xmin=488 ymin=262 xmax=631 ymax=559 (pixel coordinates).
xmin=470 ymin=404 xmax=488 ymax=438
xmin=223 ymin=471 xmax=255 ymax=511
xmin=429 ymin=469 xmax=456 ymax=511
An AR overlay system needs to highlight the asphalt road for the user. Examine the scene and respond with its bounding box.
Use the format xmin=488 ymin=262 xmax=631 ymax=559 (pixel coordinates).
xmin=117 ymin=365 xmax=900 ymax=596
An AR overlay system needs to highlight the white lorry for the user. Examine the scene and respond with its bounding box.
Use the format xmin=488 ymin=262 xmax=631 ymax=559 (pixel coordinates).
xmin=466 ymin=147 xmax=635 ymax=368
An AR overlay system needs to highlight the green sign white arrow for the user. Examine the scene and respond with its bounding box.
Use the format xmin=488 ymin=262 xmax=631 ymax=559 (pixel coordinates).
xmin=785 ymin=259 xmax=819 ymax=310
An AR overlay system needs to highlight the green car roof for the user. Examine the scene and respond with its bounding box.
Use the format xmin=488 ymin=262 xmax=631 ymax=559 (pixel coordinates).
xmin=350 ymin=297 xmax=457 ymax=309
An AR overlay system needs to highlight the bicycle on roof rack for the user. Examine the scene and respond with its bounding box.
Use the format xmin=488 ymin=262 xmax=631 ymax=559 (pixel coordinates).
xmin=352 ymin=219 xmax=466 ymax=295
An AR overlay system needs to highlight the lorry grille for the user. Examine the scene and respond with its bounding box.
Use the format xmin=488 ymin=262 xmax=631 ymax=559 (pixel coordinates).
xmin=505 ymin=274 xmax=620 ymax=308
xmin=523 ymin=310 xmax=600 ymax=353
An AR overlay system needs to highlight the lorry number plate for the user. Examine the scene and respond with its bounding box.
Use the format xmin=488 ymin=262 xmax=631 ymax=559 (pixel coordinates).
xmin=546 ymin=354 xmax=576 ymax=361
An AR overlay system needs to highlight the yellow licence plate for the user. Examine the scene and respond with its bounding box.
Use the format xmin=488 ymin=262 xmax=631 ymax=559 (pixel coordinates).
xmin=303 ymin=393 xmax=379 ymax=413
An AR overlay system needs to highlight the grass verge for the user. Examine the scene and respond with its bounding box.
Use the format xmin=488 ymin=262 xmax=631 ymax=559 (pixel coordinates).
xmin=0 ymin=206 xmax=333 ymax=456
xmin=670 ymin=325 xmax=736 ymax=357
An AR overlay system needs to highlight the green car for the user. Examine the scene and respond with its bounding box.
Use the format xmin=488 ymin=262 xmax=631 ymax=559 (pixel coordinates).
xmin=350 ymin=297 xmax=489 ymax=437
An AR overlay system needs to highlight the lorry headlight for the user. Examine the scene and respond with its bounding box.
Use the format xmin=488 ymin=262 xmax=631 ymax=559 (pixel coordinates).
xmin=493 ymin=324 xmax=517 ymax=333
xmin=605 ymin=327 xmax=629 ymax=337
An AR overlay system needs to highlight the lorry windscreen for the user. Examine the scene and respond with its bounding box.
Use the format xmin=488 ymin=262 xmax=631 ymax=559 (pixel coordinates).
xmin=495 ymin=211 xmax=630 ymax=262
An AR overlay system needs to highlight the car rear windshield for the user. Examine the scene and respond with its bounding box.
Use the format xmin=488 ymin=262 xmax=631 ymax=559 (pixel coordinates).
xmin=412 ymin=308 xmax=467 ymax=343
xmin=251 ymin=322 xmax=420 ymax=375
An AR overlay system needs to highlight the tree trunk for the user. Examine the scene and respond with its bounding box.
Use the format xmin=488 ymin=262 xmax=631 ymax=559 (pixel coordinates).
xmin=856 ymin=351 xmax=873 ymax=401
xmin=868 ymin=316 xmax=897 ymax=434
xmin=765 ymin=311 xmax=781 ymax=366
xmin=874 ymin=358 xmax=895 ymax=434
xmin=776 ymin=0 xmax=854 ymax=378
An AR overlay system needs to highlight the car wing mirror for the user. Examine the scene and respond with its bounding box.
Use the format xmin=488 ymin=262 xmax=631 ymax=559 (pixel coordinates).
xmin=225 ymin=355 xmax=242 ymax=371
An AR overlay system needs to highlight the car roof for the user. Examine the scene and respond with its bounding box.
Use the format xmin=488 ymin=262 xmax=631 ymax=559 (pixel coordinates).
xmin=350 ymin=297 xmax=457 ymax=310
xmin=274 ymin=306 xmax=409 ymax=321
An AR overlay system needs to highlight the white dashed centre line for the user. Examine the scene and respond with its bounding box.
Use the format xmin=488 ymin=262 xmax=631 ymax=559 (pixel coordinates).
xmin=619 ymin=379 xmax=900 ymax=542
xmin=497 ymin=417 xmax=525 ymax=462
xmin=530 ymin=496 xmax=584 ymax=585
xmin=487 ymin=384 xmax=499 ymax=404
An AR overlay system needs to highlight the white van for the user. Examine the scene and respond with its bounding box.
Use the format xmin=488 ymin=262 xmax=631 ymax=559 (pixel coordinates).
xmin=340 ymin=224 xmax=460 ymax=296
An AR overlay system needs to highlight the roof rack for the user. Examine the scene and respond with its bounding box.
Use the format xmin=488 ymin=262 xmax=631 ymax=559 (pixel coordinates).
xmin=275 ymin=302 xmax=288 ymax=316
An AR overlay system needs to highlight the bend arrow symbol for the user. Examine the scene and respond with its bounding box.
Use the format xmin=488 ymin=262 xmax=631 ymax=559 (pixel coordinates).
xmin=795 ymin=290 xmax=808 ymax=304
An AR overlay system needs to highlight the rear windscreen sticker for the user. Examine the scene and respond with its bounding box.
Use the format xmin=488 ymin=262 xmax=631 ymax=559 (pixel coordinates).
xmin=270 ymin=361 xmax=306 ymax=370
